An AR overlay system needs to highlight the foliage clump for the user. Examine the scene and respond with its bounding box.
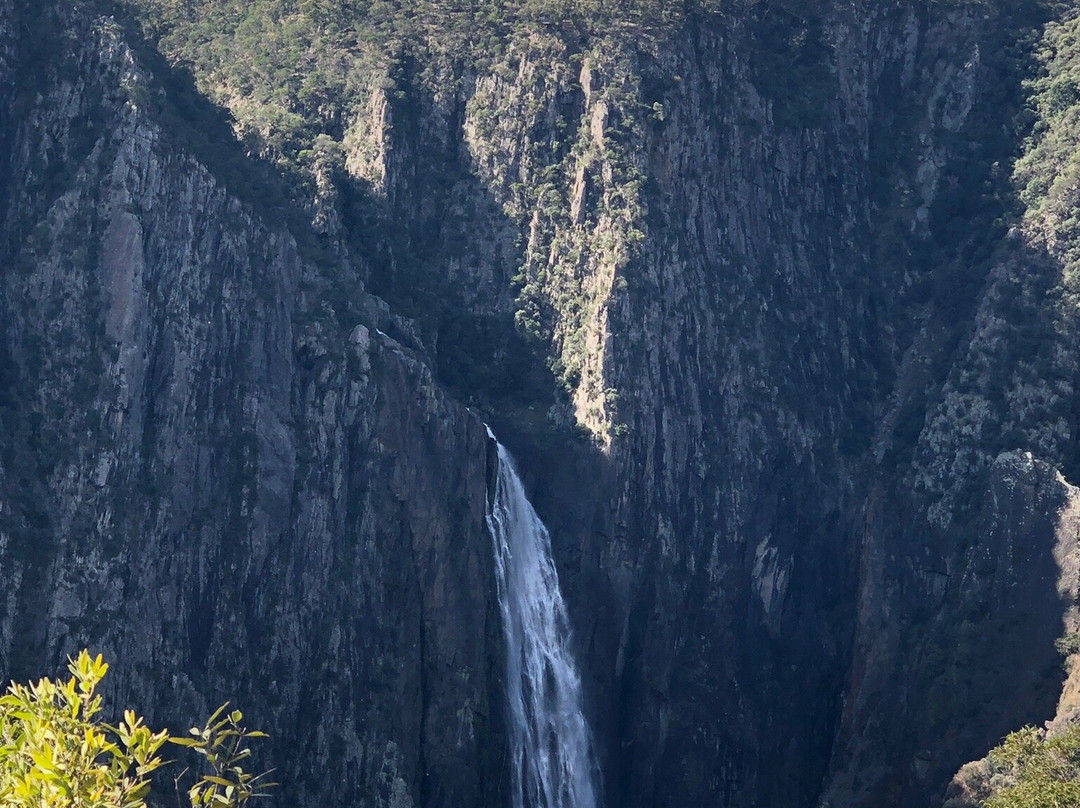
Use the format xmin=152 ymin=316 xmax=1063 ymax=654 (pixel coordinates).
xmin=0 ymin=651 xmax=168 ymax=808
xmin=1055 ymin=631 xmax=1080 ymax=658
xmin=1015 ymin=8 xmax=1080 ymax=289
xmin=947 ymin=725 xmax=1080 ymax=807
xmin=120 ymin=0 xmax=740 ymax=179
xmin=0 ymin=650 xmax=272 ymax=808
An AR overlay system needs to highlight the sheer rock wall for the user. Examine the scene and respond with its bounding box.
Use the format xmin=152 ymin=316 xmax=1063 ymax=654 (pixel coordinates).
xmin=4 ymin=3 xmax=1080 ymax=808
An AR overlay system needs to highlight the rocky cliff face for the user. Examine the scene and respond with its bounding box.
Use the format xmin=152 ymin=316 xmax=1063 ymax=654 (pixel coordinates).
xmin=0 ymin=6 xmax=506 ymax=808
xmin=939 ymin=454 xmax=1080 ymax=807
xmin=340 ymin=4 xmax=1069 ymax=806
xmin=5 ymin=1 xmax=1080 ymax=807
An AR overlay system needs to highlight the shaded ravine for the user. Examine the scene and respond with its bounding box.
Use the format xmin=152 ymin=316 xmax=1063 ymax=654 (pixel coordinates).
xmin=486 ymin=431 xmax=600 ymax=808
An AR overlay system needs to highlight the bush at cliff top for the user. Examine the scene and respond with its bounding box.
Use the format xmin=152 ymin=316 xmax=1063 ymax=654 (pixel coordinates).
xmin=948 ymin=724 xmax=1080 ymax=807
xmin=0 ymin=650 xmax=272 ymax=808
xmin=984 ymin=726 xmax=1080 ymax=808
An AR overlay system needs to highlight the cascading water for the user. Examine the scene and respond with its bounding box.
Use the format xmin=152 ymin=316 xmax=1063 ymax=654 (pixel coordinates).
xmin=485 ymin=432 xmax=600 ymax=808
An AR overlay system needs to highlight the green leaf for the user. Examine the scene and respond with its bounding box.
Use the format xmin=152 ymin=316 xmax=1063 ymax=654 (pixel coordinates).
xmin=169 ymin=737 xmax=202 ymax=748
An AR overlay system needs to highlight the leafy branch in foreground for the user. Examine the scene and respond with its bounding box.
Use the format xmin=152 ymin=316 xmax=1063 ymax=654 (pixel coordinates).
xmin=0 ymin=650 xmax=273 ymax=808
xmin=172 ymin=704 xmax=275 ymax=808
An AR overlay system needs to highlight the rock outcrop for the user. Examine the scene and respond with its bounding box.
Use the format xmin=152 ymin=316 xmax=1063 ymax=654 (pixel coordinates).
xmin=941 ymin=454 xmax=1080 ymax=808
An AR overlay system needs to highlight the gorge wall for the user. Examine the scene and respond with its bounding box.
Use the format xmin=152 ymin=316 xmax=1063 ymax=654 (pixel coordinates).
xmin=0 ymin=6 xmax=507 ymax=808
xmin=3 ymin=1 xmax=1080 ymax=808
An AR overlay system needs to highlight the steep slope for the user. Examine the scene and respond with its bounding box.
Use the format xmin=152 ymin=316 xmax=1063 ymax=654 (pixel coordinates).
xmin=0 ymin=5 xmax=506 ymax=808
xmin=334 ymin=3 xmax=1078 ymax=805
xmin=257 ymin=3 xmax=1063 ymax=806
xmin=901 ymin=10 xmax=1080 ymax=805
xmin=8 ymin=1 xmax=1080 ymax=808
xmin=823 ymin=4 xmax=1080 ymax=803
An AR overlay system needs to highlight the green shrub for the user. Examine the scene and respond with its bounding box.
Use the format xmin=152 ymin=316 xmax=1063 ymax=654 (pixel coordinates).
xmin=1055 ymin=631 xmax=1080 ymax=658
xmin=0 ymin=650 xmax=272 ymax=808
xmin=950 ymin=725 xmax=1080 ymax=807
xmin=985 ymin=726 xmax=1080 ymax=808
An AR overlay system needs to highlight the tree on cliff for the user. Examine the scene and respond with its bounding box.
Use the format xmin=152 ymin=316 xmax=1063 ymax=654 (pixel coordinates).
xmin=0 ymin=651 xmax=273 ymax=808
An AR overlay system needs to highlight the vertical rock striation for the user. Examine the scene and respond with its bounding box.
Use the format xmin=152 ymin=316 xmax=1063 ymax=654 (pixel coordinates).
xmin=0 ymin=6 xmax=506 ymax=808
xmin=333 ymin=4 xmax=1077 ymax=805
xmin=7 ymin=1 xmax=1080 ymax=808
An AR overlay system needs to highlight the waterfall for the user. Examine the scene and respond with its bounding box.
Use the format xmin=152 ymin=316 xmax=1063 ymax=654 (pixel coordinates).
xmin=485 ymin=433 xmax=600 ymax=808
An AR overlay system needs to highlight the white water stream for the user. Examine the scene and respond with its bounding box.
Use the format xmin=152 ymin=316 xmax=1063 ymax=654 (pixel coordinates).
xmin=485 ymin=433 xmax=600 ymax=808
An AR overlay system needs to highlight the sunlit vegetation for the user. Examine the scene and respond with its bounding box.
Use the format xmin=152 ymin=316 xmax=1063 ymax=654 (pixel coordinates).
xmin=948 ymin=725 xmax=1080 ymax=807
xmin=0 ymin=650 xmax=272 ymax=808
xmin=121 ymin=0 xmax=816 ymax=173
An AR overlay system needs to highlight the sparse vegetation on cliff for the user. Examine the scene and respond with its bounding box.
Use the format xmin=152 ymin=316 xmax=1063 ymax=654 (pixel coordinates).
xmin=947 ymin=725 xmax=1080 ymax=807
xmin=120 ymin=0 xmax=833 ymax=175
xmin=1016 ymin=8 xmax=1080 ymax=292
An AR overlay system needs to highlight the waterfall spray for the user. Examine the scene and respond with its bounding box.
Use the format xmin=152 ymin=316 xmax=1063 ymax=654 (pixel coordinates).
xmin=485 ymin=432 xmax=600 ymax=808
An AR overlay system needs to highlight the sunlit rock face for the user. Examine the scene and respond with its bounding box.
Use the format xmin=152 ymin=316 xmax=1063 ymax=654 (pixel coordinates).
xmin=4 ymin=2 xmax=1080 ymax=808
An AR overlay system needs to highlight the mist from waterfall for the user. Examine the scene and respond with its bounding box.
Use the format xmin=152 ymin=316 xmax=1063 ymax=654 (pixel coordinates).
xmin=485 ymin=434 xmax=600 ymax=808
